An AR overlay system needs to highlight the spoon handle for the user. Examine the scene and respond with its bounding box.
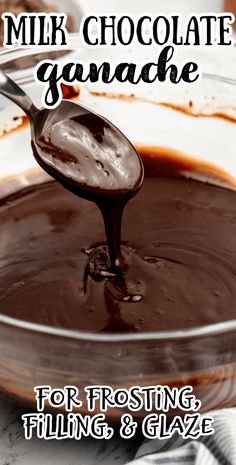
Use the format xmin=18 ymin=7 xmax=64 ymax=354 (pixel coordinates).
xmin=0 ymin=70 xmax=37 ymax=119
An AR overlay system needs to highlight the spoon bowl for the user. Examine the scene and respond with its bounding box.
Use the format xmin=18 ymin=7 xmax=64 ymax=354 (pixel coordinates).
xmin=31 ymin=100 xmax=144 ymax=202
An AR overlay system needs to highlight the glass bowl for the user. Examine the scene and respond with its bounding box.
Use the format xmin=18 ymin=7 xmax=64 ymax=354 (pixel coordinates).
xmin=0 ymin=47 xmax=236 ymax=420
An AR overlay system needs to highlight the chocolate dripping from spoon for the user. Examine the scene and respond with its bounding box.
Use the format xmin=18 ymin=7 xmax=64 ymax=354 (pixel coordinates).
xmin=0 ymin=71 xmax=144 ymax=273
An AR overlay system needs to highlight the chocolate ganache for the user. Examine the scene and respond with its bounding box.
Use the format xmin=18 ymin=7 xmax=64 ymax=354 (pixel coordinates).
xmin=0 ymin=142 xmax=236 ymax=333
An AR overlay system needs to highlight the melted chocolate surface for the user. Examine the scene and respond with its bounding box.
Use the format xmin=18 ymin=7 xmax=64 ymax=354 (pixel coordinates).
xmin=0 ymin=152 xmax=236 ymax=333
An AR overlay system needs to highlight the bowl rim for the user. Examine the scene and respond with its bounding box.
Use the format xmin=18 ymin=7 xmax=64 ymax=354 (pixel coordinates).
xmin=1 ymin=312 xmax=236 ymax=342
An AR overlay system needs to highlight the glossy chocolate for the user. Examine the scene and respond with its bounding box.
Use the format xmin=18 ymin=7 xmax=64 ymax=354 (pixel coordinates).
xmin=31 ymin=101 xmax=144 ymax=269
xmin=0 ymin=151 xmax=236 ymax=333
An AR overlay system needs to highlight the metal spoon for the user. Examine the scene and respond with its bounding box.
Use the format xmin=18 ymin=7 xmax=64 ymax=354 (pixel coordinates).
xmin=0 ymin=70 xmax=144 ymax=269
